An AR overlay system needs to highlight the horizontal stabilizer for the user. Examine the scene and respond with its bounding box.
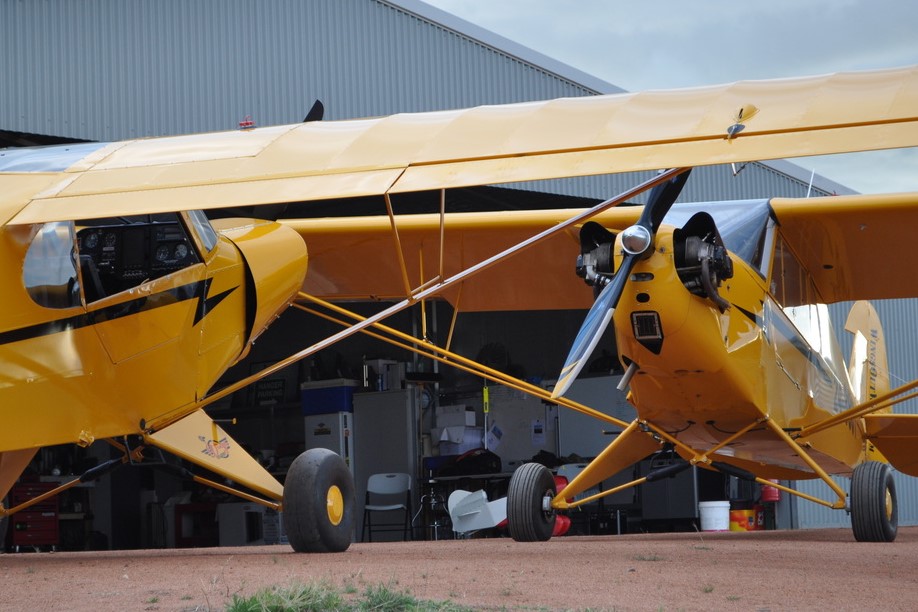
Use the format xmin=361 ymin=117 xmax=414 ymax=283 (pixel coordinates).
xmin=447 ymin=489 xmax=507 ymax=534
xmin=145 ymin=409 xmax=283 ymax=500
xmin=864 ymin=414 xmax=918 ymax=477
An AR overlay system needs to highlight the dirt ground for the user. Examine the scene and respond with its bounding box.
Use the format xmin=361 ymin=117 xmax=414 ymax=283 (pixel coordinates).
xmin=2 ymin=527 xmax=918 ymax=611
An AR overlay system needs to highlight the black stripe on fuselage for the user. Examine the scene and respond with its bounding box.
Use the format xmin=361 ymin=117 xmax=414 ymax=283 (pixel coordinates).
xmin=0 ymin=280 xmax=237 ymax=347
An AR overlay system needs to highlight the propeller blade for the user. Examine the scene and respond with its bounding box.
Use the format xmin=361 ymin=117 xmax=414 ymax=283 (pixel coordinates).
xmin=553 ymin=168 xmax=692 ymax=398
xmin=304 ymin=99 xmax=324 ymax=123
xmin=552 ymin=253 xmax=638 ymax=398
xmin=637 ymin=168 xmax=692 ymax=233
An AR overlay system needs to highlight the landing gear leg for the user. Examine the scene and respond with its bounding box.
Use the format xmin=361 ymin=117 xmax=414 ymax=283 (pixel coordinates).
xmin=283 ymin=448 xmax=355 ymax=552
xmin=507 ymin=463 xmax=557 ymax=542
xmin=851 ymin=461 xmax=897 ymax=542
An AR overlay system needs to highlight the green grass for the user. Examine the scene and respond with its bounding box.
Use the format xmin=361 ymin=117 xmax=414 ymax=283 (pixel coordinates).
xmin=226 ymin=580 xmax=478 ymax=612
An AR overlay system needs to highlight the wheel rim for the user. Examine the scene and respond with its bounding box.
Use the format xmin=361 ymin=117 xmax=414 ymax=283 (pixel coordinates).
xmin=541 ymin=488 xmax=556 ymax=520
xmin=326 ymin=485 xmax=344 ymax=526
xmin=885 ymin=487 xmax=893 ymax=521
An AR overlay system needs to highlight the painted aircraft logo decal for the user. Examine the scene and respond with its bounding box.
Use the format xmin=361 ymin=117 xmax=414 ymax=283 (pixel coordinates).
xmin=199 ymin=435 xmax=231 ymax=459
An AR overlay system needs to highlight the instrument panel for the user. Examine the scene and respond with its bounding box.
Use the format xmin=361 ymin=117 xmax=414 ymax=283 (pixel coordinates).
xmin=77 ymin=217 xmax=200 ymax=299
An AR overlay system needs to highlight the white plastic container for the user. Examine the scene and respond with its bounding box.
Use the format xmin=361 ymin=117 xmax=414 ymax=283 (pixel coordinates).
xmin=698 ymin=501 xmax=730 ymax=531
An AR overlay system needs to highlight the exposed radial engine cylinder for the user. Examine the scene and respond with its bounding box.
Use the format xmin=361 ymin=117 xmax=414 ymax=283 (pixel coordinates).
xmin=673 ymin=212 xmax=734 ymax=311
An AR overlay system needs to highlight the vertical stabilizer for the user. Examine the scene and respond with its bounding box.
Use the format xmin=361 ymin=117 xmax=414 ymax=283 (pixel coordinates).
xmin=845 ymin=301 xmax=890 ymax=408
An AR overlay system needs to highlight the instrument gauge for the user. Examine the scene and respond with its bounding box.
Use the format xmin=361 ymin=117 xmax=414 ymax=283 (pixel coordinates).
xmin=82 ymin=232 xmax=99 ymax=250
xmin=174 ymin=243 xmax=189 ymax=260
xmin=155 ymin=244 xmax=171 ymax=261
xmin=103 ymin=232 xmax=117 ymax=249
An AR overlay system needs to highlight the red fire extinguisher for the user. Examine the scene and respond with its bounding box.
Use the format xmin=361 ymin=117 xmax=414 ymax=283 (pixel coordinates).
xmin=761 ymin=479 xmax=781 ymax=503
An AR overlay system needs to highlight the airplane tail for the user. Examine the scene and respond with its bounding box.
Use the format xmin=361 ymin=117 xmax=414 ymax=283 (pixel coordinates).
xmin=845 ymin=301 xmax=890 ymax=409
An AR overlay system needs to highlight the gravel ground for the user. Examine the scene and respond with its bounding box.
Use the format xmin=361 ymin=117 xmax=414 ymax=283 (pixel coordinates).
xmin=2 ymin=527 xmax=917 ymax=611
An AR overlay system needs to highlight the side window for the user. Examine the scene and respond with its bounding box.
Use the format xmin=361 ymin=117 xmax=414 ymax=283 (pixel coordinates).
xmin=24 ymin=221 xmax=80 ymax=309
xmin=771 ymin=233 xmax=812 ymax=307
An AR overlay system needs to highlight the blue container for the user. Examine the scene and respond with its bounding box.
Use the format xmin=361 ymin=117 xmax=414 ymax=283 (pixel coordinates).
xmin=300 ymin=379 xmax=358 ymax=415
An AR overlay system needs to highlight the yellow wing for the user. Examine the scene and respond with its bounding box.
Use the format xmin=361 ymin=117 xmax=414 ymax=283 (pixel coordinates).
xmin=864 ymin=414 xmax=918 ymax=477
xmin=6 ymin=65 xmax=918 ymax=225
xmin=284 ymin=207 xmax=641 ymax=312
xmin=771 ymin=192 xmax=918 ymax=303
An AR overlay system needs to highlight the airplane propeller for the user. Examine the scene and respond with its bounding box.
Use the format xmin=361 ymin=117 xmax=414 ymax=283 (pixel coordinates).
xmin=551 ymin=169 xmax=692 ymax=398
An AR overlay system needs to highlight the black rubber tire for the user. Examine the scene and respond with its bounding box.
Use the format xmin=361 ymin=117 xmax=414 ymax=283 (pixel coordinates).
xmin=851 ymin=461 xmax=897 ymax=542
xmin=283 ymin=448 xmax=355 ymax=552
xmin=507 ymin=462 xmax=557 ymax=542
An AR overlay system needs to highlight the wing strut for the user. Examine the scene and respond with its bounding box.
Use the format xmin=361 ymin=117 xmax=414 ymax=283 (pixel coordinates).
xmin=183 ymin=169 xmax=686 ymax=423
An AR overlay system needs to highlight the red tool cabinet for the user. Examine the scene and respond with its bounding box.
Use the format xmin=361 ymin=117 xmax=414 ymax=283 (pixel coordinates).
xmin=10 ymin=482 xmax=59 ymax=550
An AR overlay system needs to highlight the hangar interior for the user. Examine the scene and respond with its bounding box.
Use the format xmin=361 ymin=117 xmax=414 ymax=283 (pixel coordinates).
xmin=6 ymin=0 xmax=911 ymax=552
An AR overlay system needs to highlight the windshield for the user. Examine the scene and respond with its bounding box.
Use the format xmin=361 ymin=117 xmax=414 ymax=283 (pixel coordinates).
xmin=0 ymin=142 xmax=109 ymax=172
xmin=663 ymin=199 xmax=772 ymax=272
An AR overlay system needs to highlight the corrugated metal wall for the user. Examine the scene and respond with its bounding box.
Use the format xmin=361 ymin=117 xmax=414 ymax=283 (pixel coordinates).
xmin=509 ymin=159 xmax=836 ymax=202
xmin=0 ymin=0 xmax=842 ymax=198
xmin=0 ymin=0 xmax=598 ymax=141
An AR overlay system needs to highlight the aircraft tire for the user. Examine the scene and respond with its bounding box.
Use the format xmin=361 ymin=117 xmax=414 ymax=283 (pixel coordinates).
xmin=283 ymin=448 xmax=355 ymax=553
xmin=851 ymin=460 xmax=897 ymax=542
xmin=507 ymin=462 xmax=557 ymax=542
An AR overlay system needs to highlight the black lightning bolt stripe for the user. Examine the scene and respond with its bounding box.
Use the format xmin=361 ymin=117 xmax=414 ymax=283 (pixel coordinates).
xmin=193 ymin=278 xmax=237 ymax=325
xmin=0 ymin=280 xmax=238 ymax=347
xmin=734 ymin=304 xmax=760 ymax=326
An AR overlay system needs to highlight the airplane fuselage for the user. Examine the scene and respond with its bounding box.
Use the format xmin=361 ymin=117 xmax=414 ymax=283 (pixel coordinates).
xmin=0 ymin=213 xmax=308 ymax=454
xmin=612 ymin=217 xmax=865 ymax=479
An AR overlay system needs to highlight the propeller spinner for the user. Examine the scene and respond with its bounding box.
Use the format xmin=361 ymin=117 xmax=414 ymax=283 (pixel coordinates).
xmin=552 ymin=169 xmax=692 ymax=398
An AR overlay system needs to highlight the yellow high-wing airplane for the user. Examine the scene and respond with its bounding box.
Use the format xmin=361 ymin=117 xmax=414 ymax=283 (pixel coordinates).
xmin=2 ymin=65 xmax=918 ymax=550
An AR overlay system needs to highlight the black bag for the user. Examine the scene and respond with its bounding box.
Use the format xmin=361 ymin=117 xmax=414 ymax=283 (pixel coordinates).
xmin=437 ymin=448 xmax=502 ymax=476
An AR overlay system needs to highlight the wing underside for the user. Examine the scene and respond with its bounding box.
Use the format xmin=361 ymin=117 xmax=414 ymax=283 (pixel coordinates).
xmin=771 ymin=193 xmax=918 ymax=303
xmin=864 ymin=414 xmax=918 ymax=477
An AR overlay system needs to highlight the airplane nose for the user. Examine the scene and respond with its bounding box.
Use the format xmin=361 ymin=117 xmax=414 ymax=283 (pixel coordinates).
xmin=221 ymin=219 xmax=308 ymax=344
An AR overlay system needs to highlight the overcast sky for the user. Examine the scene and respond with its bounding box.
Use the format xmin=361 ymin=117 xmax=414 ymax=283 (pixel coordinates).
xmin=422 ymin=0 xmax=918 ymax=194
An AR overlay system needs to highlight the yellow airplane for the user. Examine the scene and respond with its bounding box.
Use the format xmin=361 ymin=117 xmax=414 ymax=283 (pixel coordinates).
xmin=1 ymin=65 xmax=917 ymax=551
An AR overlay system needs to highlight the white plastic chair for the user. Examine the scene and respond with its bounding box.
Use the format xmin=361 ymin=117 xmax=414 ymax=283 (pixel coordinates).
xmin=362 ymin=473 xmax=413 ymax=541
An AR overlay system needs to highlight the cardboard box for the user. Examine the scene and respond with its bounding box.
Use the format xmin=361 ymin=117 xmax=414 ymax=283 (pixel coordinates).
xmin=435 ymin=405 xmax=476 ymax=428
xmin=300 ymin=378 xmax=358 ymax=415
xmin=433 ymin=426 xmax=483 ymax=455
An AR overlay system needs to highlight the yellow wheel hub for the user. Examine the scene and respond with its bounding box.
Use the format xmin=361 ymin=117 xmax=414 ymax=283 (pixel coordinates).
xmin=885 ymin=488 xmax=893 ymax=521
xmin=326 ymin=485 xmax=344 ymax=525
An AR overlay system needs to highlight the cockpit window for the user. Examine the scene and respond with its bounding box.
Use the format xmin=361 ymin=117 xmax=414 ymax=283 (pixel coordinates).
xmin=24 ymin=221 xmax=80 ymax=309
xmin=76 ymin=212 xmax=201 ymax=303
xmin=187 ymin=210 xmax=219 ymax=253
xmin=771 ymin=232 xmax=817 ymax=307
xmin=663 ymin=200 xmax=772 ymax=273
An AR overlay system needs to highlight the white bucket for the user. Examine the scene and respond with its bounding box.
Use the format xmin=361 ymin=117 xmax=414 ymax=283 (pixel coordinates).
xmin=698 ymin=501 xmax=730 ymax=531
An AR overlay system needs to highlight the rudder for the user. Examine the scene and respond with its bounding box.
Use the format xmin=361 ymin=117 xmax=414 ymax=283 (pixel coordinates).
xmin=845 ymin=300 xmax=890 ymax=410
